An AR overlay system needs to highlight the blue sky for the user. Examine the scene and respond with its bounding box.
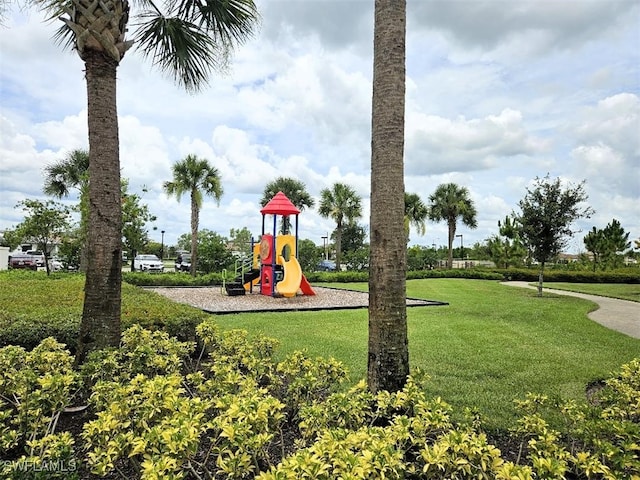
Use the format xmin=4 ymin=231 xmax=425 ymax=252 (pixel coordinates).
xmin=1 ymin=0 xmax=638 ymax=254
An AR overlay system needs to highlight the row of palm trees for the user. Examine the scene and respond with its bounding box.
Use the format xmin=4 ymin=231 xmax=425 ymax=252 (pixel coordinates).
xmin=43 ymin=149 xmax=478 ymax=275
xmin=164 ymin=159 xmax=478 ymax=274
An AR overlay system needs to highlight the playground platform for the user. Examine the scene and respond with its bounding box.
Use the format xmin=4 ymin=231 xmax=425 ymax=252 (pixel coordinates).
xmin=148 ymin=286 xmax=447 ymax=315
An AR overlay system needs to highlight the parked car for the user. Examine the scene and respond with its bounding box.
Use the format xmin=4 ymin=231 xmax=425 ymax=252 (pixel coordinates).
xmin=26 ymin=250 xmax=45 ymax=267
xmin=8 ymin=253 xmax=39 ymax=270
xmin=133 ymin=254 xmax=164 ymax=273
xmin=316 ymin=259 xmax=337 ymax=271
xmin=48 ymin=257 xmax=64 ymax=271
xmin=174 ymin=253 xmax=192 ymax=272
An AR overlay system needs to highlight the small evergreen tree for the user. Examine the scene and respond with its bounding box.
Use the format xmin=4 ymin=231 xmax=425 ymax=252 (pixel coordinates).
xmin=584 ymin=219 xmax=631 ymax=270
xmin=515 ymin=175 xmax=594 ymax=296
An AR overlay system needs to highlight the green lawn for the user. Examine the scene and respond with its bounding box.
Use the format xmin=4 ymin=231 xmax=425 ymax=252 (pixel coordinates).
xmin=1 ymin=272 xmax=638 ymax=430
xmin=543 ymin=282 xmax=640 ymax=302
xmin=214 ymin=279 xmax=640 ymax=428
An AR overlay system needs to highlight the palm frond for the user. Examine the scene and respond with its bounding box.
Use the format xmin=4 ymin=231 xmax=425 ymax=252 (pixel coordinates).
xmin=174 ymin=0 xmax=259 ymax=47
xmin=134 ymin=13 xmax=219 ymax=92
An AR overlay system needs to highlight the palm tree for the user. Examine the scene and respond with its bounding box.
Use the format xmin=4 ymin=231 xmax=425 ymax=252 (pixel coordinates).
xmin=404 ymin=192 xmax=428 ymax=243
xmin=260 ymin=177 xmax=314 ymax=234
xmin=428 ymin=183 xmax=478 ymax=269
xmin=318 ymin=183 xmax=362 ymax=271
xmin=43 ymin=149 xmax=89 ymax=198
xmin=367 ymin=0 xmax=408 ymax=394
xmin=43 ymin=149 xmax=90 ymax=271
xmin=164 ymin=154 xmax=223 ymax=276
xmin=32 ymin=0 xmax=259 ymax=363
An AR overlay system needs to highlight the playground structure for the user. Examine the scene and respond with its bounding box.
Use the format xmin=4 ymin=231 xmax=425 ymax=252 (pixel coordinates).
xmin=225 ymin=192 xmax=315 ymax=298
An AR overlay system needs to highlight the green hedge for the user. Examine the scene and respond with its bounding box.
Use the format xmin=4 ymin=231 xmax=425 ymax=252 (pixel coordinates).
xmin=122 ymin=271 xmax=224 ymax=286
xmin=495 ymin=268 xmax=640 ymax=284
xmin=0 ymin=271 xmax=209 ymax=351
xmin=124 ymin=267 xmax=639 ymax=287
xmin=125 ymin=268 xmax=504 ymax=287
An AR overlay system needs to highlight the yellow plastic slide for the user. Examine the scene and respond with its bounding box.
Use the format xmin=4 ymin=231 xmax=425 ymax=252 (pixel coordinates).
xmin=276 ymin=255 xmax=302 ymax=298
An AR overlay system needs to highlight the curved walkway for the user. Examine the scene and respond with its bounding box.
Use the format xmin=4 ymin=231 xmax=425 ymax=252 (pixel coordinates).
xmin=502 ymin=281 xmax=640 ymax=339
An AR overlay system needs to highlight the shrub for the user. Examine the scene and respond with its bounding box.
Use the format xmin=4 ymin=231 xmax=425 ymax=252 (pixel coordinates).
xmin=121 ymin=284 xmax=209 ymax=342
xmin=407 ymin=269 xmax=504 ymax=281
xmin=122 ymin=271 xmax=224 ymax=287
xmin=1 ymin=324 xmax=639 ymax=479
xmin=0 ymin=273 xmax=209 ymax=351
xmin=0 ymin=338 xmax=80 ymax=479
xmin=305 ymin=268 xmax=505 ymax=283
xmin=0 ymin=312 xmax=80 ymax=352
xmin=496 ymin=268 xmax=640 ymax=284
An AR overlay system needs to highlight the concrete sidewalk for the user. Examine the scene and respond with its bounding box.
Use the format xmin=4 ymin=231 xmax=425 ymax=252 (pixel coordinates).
xmin=502 ymin=281 xmax=640 ymax=339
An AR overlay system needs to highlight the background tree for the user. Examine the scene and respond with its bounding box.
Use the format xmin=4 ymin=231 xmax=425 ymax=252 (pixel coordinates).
xmin=428 ymin=183 xmax=478 ymax=269
xmin=342 ymin=245 xmax=370 ymax=272
xmin=339 ymin=222 xmax=368 ymax=271
xmin=296 ymin=238 xmax=321 ymax=273
xmin=9 ymin=199 xmax=73 ymax=275
xmin=33 ymin=0 xmax=258 ymax=364
xmin=583 ymin=226 xmax=607 ymax=272
xmin=121 ymin=182 xmax=157 ymax=270
xmin=164 ymin=154 xmax=223 ymax=276
xmin=144 ymin=240 xmax=163 ymax=259
xmin=340 ymin=222 xmax=368 ymax=255
xmin=515 ymin=174 xmax=594 ymax=296
xmin=229 ymin=227 xmax=254 ymax=257
xmin=43 ymin=149 xmax=90 ymax=271
xmin=56 ymin=227 xmax=83 ymax=270
xmin=318 ymin=183 xmax=363 ymax=271
xmin=584 ymin=219 xmax=631 ymax=271
xmin=631 ymin=238 xmax=640 ymax=262
xmin=404 ymin=192 xmax=428 ymax=243
xmin=407 ymin=245 xmax=437 ymax=271
xmin=177 ymin=230 xmax=234 ymax=273
xmin=260 ymin=177 xmax=314 ymax=234
xmin=486 ymin=215 xmax=526 ymax=269
xmin=367 ymin=0 xmax=408 ymax=394
xmin=1 ymin=228 xmax=22 ymax=250
xmin=601 ymin=219 xmax=631 ymax=268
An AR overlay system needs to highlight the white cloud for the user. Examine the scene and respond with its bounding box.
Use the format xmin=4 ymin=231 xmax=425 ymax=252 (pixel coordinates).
xmin=1 ymin=0 xmax=638 ymax=252
xmin=570 ymin=93 xmax=640 ymax=196
xmin=405 ymin=109 xmax=547 ymax=174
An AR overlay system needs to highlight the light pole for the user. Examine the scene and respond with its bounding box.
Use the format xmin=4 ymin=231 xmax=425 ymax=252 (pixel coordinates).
xmin=161 ymin=230 xmax=165 ymax=260
xmin=455 ymin=234 xmax=463 ymax=266
xmin=321 ymin=235 xmax=328 ymax=260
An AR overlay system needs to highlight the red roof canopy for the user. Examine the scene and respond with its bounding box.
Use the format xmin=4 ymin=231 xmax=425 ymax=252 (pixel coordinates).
xmin=260 ymin=191 xmax=300 ymax=215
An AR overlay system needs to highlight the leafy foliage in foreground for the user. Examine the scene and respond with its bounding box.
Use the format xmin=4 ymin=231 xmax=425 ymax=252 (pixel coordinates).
xmin=1 ymin=324 xmax=638 ymax=479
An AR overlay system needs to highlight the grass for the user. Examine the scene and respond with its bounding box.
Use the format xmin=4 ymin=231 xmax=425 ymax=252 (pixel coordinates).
xmin=214 ymin=279 xmax=640 ymax=428
xmin=543 ymin=282 xmax=640 ymax=302
xmin=1 ymin=271 xmax=638 ymax=430
xmin=0 ymin=271 xmax=209 ymax=348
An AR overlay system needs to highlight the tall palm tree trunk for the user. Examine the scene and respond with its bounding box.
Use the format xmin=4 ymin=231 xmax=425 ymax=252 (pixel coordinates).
xmin=368 ymin=0 xmax=408 ymax=394
xmin=335 ymin=223 xmax=343 ymax=269
xmin=76 ymin=51 xmax=123 ymax=364
xmin=190 ymin=194 xmax=199 ymax=276
xmin=447 ymin=220 xmax=456 ymax=269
